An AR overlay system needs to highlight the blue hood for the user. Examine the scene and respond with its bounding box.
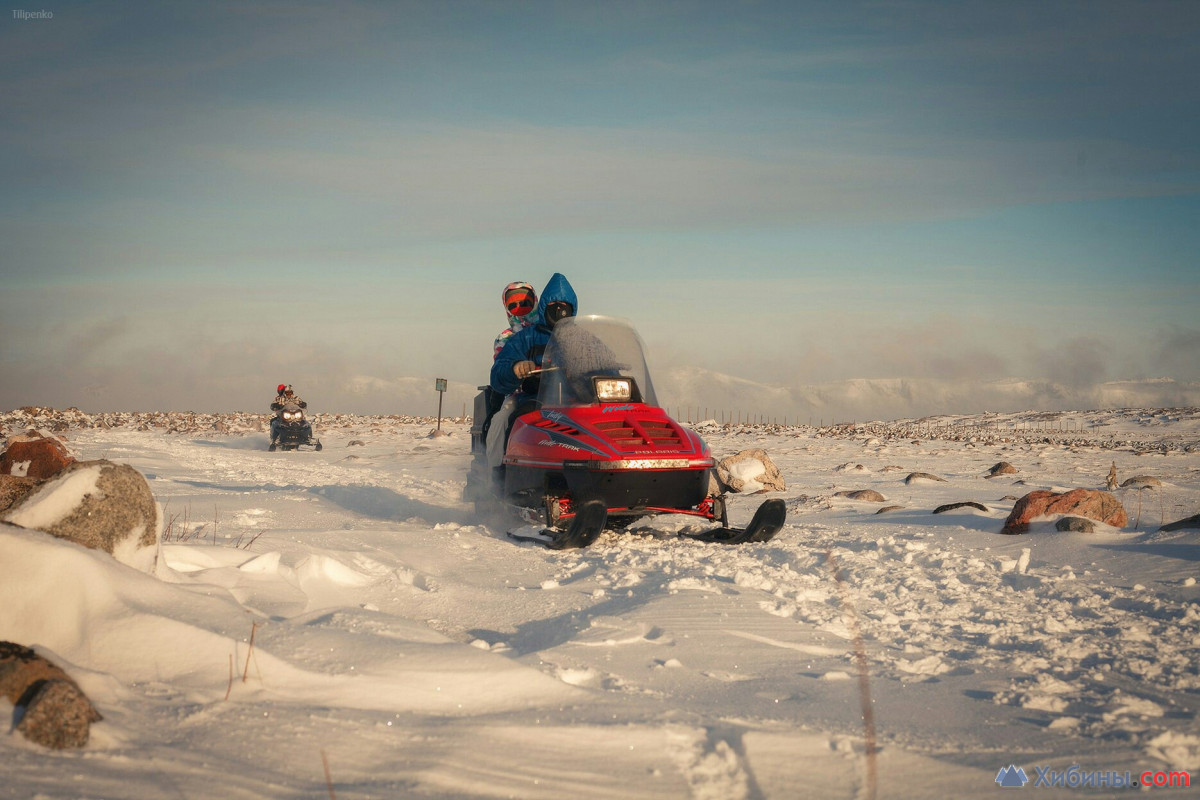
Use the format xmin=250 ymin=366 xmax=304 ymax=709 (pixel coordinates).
xmin=537 ymin=273 xmax=578 ymax=322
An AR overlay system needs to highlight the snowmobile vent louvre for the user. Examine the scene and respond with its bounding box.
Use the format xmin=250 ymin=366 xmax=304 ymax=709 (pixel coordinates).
xmin=635 ymin=419 xmax=684 ymax=448
xmin=533 ymin=419 xmax=582 ymax=436
xmin=594 ymin=418 xmax=685 ymax=451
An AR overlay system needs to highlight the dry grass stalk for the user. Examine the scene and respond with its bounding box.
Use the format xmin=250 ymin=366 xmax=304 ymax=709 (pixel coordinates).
xmin=825 ymin=548 xmax=877 ymax=800
xmin=224 ymin=654 xmax=233 ymax=701
xmin=235 ymin=529 xmax=266 ymax=550
xmin=242 ymin=622 xmax=258 ymax=683
xmin=322 ymin=750 xmax=338 ymax=799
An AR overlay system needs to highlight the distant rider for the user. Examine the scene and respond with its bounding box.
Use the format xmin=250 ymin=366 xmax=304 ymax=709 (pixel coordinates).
xmin=486 ymin=273 xmax=578 ymax=468
xmin=270 ymin=384 xmax=307 ymax=447
xmin=271 ymin=384 xmax=307 ymax=411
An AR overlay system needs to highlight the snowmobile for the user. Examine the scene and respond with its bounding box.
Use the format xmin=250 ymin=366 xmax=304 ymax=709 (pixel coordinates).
xmin=465 ymin=315 xmax=785 ymax=549
xmin=269 ymin=402 xmax=322 ymax=452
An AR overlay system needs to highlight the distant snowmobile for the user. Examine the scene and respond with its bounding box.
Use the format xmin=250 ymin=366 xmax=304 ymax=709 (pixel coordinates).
xmin=465 ymin=315 xmax=785 ymax=548
xmin=269 ymin=402 xmax=322 ymax=451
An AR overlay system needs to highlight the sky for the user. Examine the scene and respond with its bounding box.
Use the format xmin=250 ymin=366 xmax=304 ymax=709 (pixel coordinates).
xmin=2 ymin=0 xmax=1198 ymax=416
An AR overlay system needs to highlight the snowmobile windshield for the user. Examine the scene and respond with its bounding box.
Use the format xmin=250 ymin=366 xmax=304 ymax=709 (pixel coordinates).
xmin=537 ymin=315 xmax=659 ymax=408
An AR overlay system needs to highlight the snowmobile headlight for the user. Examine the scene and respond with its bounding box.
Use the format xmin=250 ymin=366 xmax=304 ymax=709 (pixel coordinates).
xmin=594 ymin=377 xmax=632 ymax=402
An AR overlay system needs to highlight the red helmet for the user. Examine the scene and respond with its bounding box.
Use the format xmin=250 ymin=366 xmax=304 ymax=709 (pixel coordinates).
xmin=277 ymin=384 xmax=286 ymax=394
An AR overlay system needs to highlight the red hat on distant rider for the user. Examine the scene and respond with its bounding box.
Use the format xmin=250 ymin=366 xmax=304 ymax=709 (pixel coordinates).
xmin=277 ymin=384 xmax=286 ymax=394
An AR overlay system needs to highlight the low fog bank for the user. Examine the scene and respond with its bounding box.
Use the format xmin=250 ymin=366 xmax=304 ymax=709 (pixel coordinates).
xmin=654 ymin=369 xmax=1200 ymax=424
xmin=7 ymin=369 xmax=1199 ymax=421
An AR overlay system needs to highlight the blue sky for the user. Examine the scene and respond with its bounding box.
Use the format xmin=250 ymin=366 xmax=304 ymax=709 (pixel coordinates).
xmin=2 ymin=1 xmax=1197 ymax=414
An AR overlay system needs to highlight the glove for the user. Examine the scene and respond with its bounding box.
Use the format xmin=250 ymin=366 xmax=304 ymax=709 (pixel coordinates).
xmin=514 ymin=360 xmax=536 ymax=379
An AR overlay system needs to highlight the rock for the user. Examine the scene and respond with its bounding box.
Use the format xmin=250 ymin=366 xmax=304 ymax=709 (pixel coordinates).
xmin=0 ymin=642 xmax=102 ymax=749
xmin=0 ymin=430 xmax=75 ymax=479
xmin=834 ymin=462 xmax=871 ymax=474
xmin=0 ymin=642 xmax=72 ymax=700
xmin=987 ymin=462 xmax=1018 ymax=477
xmin=0 ymin=474 xmax=41 ymax=514
xmin=835 ymin=489 xmax=886 ymax=502
xmin=1001 ymin=489 xmax=1128 ymax=535
xmin=933 ymin=501 xmax=988 ymax=514
xmin=2 ymin=459 xmax=159 ymax=571
xmin=905 ymin=472 xmax=946 ymax=484
xmin=1160 ymin=514 xmax=1200 ymax=532
xmin=1120 ymin=475 xmax=1162 ymax=489
xmin=875 ymin=505 xmax=905 ymax=514
xmin=18 ymin=679 xmax=102 ymax=750
xmin=1056 ymin=516 xmax=1096 ymax=533
xmin=715 ymin=449 xmax=785 ymax=493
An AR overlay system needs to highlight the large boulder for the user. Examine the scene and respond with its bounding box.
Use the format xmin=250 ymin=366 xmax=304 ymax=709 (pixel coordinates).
xmin=0 ymin=642 xmax=102 ymax=749
xmin=715 ymin=449 xmax=785 ymax=494
xmin=1001 ymin=489 xmax=1128 ymax=535
xmin=2 ymin=459 xmax=160 ymax=571
xmin=0 ymin=430 xmax=75 ymax=479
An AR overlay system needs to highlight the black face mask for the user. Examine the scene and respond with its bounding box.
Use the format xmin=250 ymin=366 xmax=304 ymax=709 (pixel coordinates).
xmin=544 ymin=302 xmax=574 ymax=327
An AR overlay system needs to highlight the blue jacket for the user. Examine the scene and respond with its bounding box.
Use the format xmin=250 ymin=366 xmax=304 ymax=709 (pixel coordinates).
xmin=490 ymin=273 xmax=578 ymax=396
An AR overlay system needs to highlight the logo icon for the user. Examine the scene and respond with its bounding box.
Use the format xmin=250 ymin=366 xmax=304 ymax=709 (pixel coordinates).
xmin=996 ymin=765 xmax=1029 ymax=788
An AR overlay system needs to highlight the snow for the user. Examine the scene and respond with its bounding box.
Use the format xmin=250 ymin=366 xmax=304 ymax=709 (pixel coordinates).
xmin=1 ymin=406 xmax=1199 ymax=798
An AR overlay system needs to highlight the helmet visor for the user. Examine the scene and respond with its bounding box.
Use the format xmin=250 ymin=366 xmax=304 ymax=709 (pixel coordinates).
xmin=505 ymin=290 xmax=536 ymax=316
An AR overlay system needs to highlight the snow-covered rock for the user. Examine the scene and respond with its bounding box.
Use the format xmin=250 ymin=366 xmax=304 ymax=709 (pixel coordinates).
xmin=1001 ymin=488 xmax=1128 ymax=535
xmin=0 ymin=641 xmax=102 ymax=749
xmin=2 ymin=460 xmax=160 ymax=572
xmin=715 ymin=448 xmax=785 ymax=493
xmin=1 ymin=429 xmax=75 ymax=479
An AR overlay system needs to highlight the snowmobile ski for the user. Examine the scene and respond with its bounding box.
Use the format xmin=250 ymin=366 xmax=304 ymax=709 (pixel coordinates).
xmin=683 ymin=499 xmax=787 ymax=545
xmin=507 ymin=500 xmax=608 ymax=550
